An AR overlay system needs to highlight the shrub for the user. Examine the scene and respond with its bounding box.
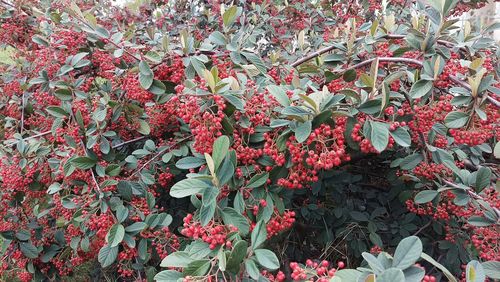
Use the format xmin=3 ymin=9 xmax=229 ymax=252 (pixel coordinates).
xmin=0 ymin=0 xmax=499 ymax=281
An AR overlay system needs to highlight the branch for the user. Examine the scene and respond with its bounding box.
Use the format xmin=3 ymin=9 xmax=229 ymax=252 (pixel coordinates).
xmin=24 ymin=130 xmax=52 ymax=140
xmin=291 ymin=34 xmax=460 ymax=67
xmin=112 ymin=136 xmax=147 ymax=149
xmin=340 ymin=57 xmax=422 ymax=73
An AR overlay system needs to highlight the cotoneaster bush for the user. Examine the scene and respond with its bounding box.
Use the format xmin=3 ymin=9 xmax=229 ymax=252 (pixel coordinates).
xmin=0 ymin=0 xmax=499 ymax=281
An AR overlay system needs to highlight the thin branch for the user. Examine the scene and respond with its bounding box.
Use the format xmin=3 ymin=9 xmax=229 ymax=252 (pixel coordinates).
xmin=413 ymin=220 xmax=432 ymax=236
xmin=25 ymin=131 xmax=51 ymax=139
xmin=20 ymin=91 xmax=26 ymax=134
xmin=340 ymin=57 xmax=422 ymax=73
xmin=112 ymin=136 xmax=147 ymax=149
xmin=291 ymin=34 xmax=459 ymax=67
xmin=79 ymin=141 xmax=102 ymax=193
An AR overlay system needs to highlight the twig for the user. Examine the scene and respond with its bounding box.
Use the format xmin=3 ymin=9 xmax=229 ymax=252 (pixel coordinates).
xmin=413 ymin=221 xmax=432 ymax=236
xmin=20 ymin=92 xmax=25 ymax=134
xmin=25 ymin=131 xmax=51 ymax=139
xmin=111 ymin=136 xmax=147 ymax=149
xmin=79 ymin=140 xmax=102 ymax=193
xmin=340 ymin=57 xmax=422 ymax=73
xmin=0 ymin=0 xmax=15 ymax=8
xmin=291 ymin=34 xmax=459 ymax=67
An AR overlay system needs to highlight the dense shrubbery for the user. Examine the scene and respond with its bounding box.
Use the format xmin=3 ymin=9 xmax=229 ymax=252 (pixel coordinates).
xmin=0 ymin=0 xmax=499 ymax=281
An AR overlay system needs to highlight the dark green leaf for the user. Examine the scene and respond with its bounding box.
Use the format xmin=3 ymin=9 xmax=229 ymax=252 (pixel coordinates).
xmin=415 ymin=190 xmax=439 ymax=204
xmin=254 ymin=249 xmax=279 ymax=270
xmin=392 ymin=236 xmax=423 ymax=269
xmin=410 ymin=80 xmax=433 ymax=99
xmin=98 ymin=245 xmax=118 ymax=268
xmin=221 ymin=207 xmax=250 ymax=235
xmin=170 ymin=178 xmax=210 ymax=198
xmin=176 ymin=157 xmax=206 ymax=169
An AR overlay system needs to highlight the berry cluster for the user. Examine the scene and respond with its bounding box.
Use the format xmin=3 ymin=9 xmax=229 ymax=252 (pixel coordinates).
xmin=181 ymin=214 xmax=237 ymax=250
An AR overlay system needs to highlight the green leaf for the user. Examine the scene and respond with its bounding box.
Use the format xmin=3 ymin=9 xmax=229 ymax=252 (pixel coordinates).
xmin=184 ymin=259 xmax=210 ymax=276
xmin=245 ymin=259 xmax=260 ymax=280
xmin=475 ymin=167 xmax=491 ymax=192
xmin=362 ymin=252 xmax=385 ymax=273
xmin=404 ymin=266 xmax=426 ymax=282
xmin=234 ymin=191 xmax=245 ymax=214
xmin=267 ymin=85 xmax=290 ymax=107
xmin=420 ymin=252 xmax=457 ymax=282
xmin=106 ymin=224 xmax=125 ymax=247
xmin=105 ymin=164 xmax=121 ymax=176
xmin=221 ymin=207 xmax=250 ymax=235
xmin=343 ymin=69 xmax=357 ymax=82
xmin=247 ymin=173 xmax=268 ymax=189
xmin=445 ymin=111 xmax=469 ymax=128
xmin=149 ymin=79 xmax=166 ymax=95
xmin=359 ymin=100 xmax=382 ymax=114
xmin=378 ymin=268 xmax=405 ymax=282
xmin=295 ymin=121 xmax=312 ymax=143
xmin=389 ymin=127 xmax=411 ymax=147
xmin=98 ymin=245 xmax=118 ymax=268
xmin=226 ymin=240 xmax=248 ymax=273
xmin=116 ymin=206 xmax=129 ymax=223
xmin=333 ymin=269 xmax=362 ymax=280
xmin=254 ymin=249 xmax=279 ymax=270
xmin=160 ymin=251 xmax=195 ymax=267
xmin=170 ymin=178 xmax=211 ymax=198
xmin=176 ymin=157 xmax=206 ymax=169
xmin=137 ymin=120 xmax=151 ymax=135
xmin=217 ymin=247 xmax=226 ymax=271
xmin=139 ymin=60 xmax=153 ymax=76
xmin=410 ymin=80 xmax=433 ymax=98
xmin=222 ymin=6 xmax=238 ymax=28
xmin=20 ymin=242 xmax=39 ymax=259
xmin=251 ymin=220 xmax=267 ymax=250
xmin=125 ymin=222 xmax=148 ymax=233
xmin=209 ymin=31 xmax=226 ymax=45
xmin=47 ymin=182 xmax=62 ymax=194
xmin=392 ymin=236 xmax=423 ymax=269
xmin=117 ymin=181 xmax=133 ymax=201
xmin=367 ymin=121 xmax=389 ymax=152
xmin=138 ymin=61 xmax=154 ymax=89
xmin=281 ymin=106 xmax=312 ymax=116
xmin=46 ymin=106 xmax=69 ymax=118
xmin=223 ymin=94 xmax=245 ymax=111
xmin=71 ymin=157 xmax=97 ymax=170
xmin=71 ymin=52 xmax=88 ymax=66
xmin=466 ymin=260 xmax=485 ymax=282
xmin=399 ymin=153 xmax=424 ymax=170
xmin=212 ymin=136 xmax=230 ymax=170
xmin=414 ymin=190 xmax=439 ymax=204
xmin=433 ymin=148 xmax=459 ymax=174
xmin=468 ymin=216 xmax=494 ymax=227
xmin=154 ymin=270 xmax=184 ymax=282
xmin=482 ymin=261 xmax=500 ymax=279
xmin=200 ymin=192 xmax=217 ymax=226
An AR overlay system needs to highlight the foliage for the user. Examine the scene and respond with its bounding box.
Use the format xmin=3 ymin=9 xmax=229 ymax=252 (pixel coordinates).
xmin=0 ymin=0 xmax=499 ymax=281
